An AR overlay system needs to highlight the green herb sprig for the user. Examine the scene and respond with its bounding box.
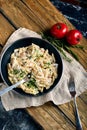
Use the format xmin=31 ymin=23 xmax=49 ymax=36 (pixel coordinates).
xmin=41 ymin=32 xmax=84 ymax=62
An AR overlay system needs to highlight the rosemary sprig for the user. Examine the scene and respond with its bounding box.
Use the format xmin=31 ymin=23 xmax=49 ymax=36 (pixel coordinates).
xmin=41 ymin=32 xmax=84 ymax=62
xmin=64 ymin=45 xmax=79 ymax=61
xmin=71 ymin=44 xmax=85 ymax=51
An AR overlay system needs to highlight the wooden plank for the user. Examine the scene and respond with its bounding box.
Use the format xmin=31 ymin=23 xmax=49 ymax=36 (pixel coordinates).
xmin=21 ymin=0 xmax=76 ymax=36
xmin=0 ymin=0 xmax=44 ymax=32
xmin=21 ymin=0 xmax=55 ymax=29
xmin=0 ymin=13 xmax=15 ymax=46
xmin=26 ymin=102 xmax=75 ymax=130
xmin=21 ymin=0 xmax=73 ymax=29
xmin=80 ymin=91 xmax=87 ymax=103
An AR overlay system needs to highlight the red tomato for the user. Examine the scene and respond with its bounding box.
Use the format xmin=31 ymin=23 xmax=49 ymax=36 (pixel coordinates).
xmin=50 ymin=23 xmax=68 ymax=39
xmin=66 ymin=29 xmax=82 ymax=45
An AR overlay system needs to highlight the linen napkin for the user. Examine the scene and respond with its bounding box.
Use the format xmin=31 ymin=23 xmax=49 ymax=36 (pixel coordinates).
xmin=0 ymin=28 xmax=87 ymax=111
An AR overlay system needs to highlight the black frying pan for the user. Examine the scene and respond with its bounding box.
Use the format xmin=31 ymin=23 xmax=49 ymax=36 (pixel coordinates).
xmin=0 ymin=37 xmax=63 ymax=96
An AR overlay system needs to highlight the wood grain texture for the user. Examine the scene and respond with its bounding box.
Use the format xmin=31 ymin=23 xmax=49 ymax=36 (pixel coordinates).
xmin=80 ymin=91 xmax=87 ymax=103
xmin=26 ymin=102 xmax=75 ymax=130
xmin=0 ymin=0 xmax=87 ymax=129
xmin=0 ymin=0 xmax=42 ymax=31
xmin=0 ymin=13 xmax=15 ymax=45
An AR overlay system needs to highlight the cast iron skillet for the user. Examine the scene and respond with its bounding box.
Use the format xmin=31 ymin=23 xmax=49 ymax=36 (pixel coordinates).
xmin=0 ymin=37 xmax=63 ymax=96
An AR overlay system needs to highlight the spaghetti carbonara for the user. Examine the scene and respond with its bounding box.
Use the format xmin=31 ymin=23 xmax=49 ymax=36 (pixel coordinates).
xmin=7 ymin=43 xmax=58 ymax=95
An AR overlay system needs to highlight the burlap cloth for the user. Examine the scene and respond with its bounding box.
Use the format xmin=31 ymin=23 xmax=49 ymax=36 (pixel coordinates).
xmin=0 ymin=28 xmax=87 ymax=111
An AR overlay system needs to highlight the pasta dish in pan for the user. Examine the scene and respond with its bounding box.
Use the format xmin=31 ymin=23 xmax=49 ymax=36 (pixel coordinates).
xmin=7 ymin=43 xmax=58 ymax=95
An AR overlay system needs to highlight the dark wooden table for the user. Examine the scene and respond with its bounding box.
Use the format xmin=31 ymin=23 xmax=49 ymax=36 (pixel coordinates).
xmin=0 ymin=0 xmax=87 ymax=130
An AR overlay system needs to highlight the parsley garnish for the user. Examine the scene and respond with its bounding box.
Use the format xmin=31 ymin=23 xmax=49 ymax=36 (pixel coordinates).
xmin=27 ymin=78 xmax=37 ymax=89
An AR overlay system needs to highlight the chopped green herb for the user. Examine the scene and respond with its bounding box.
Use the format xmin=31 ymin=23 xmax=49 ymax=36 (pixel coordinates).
xmin=46 ymin=62 xmax=51 ymax=65
xmin=27 ymin=78 xmax=37 ymax=89
xmin=13 ymin=69 xmax=20 ymax=75
xmin=44 ymin=62 xmax=51 ymax=68
xmin=27 ymin=56 xmax=32 ymax=59
xmin=19 ymin=70 xmax=26 ymax=78
xmin=39 ymin=54 xmax=43 ymax=57
xmin=13 ymin=69 xmax=26 ymax=78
